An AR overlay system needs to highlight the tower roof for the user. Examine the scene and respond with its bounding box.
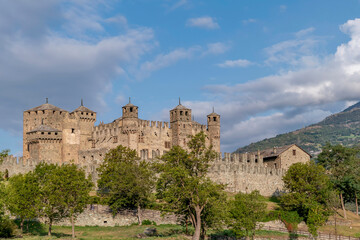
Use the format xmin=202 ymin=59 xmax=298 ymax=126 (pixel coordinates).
xmin=207 ymin=107 xmax=219 ymax=116
xmin=25 ymin=103 xmax=67 ymax=112
xmin=73 ymin=99 xmax=95 ymax=113
xmin=73 ymin=105 xmax=95 ymax=113
xmin=171 ymin=97 xmax=190 ymax=110
xmin=123 ymin=97 xmax=137 ymax=108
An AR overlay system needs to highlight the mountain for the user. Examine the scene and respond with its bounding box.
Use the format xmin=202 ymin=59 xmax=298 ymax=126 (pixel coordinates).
xmin=234 ymin=102 xmax=360 ymax=156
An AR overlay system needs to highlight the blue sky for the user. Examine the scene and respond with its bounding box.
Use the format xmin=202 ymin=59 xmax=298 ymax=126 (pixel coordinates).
xmin=2 ymin=0 xmax=360 ymax=155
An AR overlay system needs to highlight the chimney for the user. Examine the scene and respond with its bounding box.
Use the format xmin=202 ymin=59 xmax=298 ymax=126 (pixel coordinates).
xmin=273 ymin=147 xmax=277 ymax=154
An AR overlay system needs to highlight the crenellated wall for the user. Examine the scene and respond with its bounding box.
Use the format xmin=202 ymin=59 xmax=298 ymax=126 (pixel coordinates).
xmin=208 ymin=152 xmax=285 ymax=196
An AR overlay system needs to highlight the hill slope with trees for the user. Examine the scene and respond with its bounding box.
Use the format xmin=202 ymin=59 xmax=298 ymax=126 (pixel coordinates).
xmin=235 ymin=102 xmax=360 ymax=155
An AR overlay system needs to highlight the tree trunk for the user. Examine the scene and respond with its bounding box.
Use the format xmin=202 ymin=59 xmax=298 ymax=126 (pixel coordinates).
xmin=340 ymin=192 xmax=347 ymax=219
xmin=71 ymin=215 xmax=75 ymax=239
xmin=48 ymin=218 xmax=52 ymax=236
xmin=20 ymin=218 xmax=24 ymax=233
xmin=192 ymin=206 xmax=202 ymax=240
xmin=356 ymin=195 xmax=359 ymax=216
xmin=137 ymin=205 xmax=142 ymax=225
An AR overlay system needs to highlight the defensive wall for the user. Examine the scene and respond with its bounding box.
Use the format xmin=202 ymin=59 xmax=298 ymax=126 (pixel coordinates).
xmin=2 ymin=150 xmax=285 ymax=196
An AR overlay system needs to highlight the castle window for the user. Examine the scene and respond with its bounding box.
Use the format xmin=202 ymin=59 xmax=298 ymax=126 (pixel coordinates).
xmin=183 ymin=124 xmax=185 ymax=128
xmin=42 ymin=110 xmax=45 ymax=114
xmin=130 ymin=107 xmax=133 ymax=112
xmin=213 ymin=117 xmax=217 ymax=121
xmin=180 ymin=111 xmax=183 ymax=115
xmin=55 ymin=132 xmax=58 ymax=135
xmin=293 ymin=149 xmax=296 ymax=156
xmin=81 ymin=112 xmax=83 ymax=115
xmin=86 ymin=112 xmax=88 ymax=115
xmin=48 ymin=132 xmax=51 ymax=135
xmin=71 ymin=128 xmax=75 ymax=133
xmin=165 ymin=141 xmax=171 ymax=149
xmin=60 ymin=111 xmax=62 ymax=115
xmin=185 ymin=111 xmax=188 ymax=116
xmin=35 ymin=111 xmax=38 ymax=115
xmin=53 ymin=111 xmax=55 ymax=114
xmin=41 ymin=132 xmax=44 ymax=135
xmin=91 ymin=113 xmax=93 ymax=116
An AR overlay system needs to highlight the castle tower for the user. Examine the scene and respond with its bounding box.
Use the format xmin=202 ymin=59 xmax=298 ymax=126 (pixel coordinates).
xmin=72 ymin=99 xmax=96 ymax=151
xmin=170 ymin=98 xmax=192 ymax=149
xmin=23 ymin=98 xmax=67 ymax=163
xmin=207 ymin=108 xmax=220 ymax=153
xmin=121 ymin=98 xmax=139 ymax=150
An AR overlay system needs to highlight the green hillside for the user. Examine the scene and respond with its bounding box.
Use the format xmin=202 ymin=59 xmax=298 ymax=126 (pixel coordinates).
xmin=234 ymin=103 xmax=360 ymax=156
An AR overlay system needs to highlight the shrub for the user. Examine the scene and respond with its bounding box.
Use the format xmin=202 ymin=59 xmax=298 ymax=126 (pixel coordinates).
xmin=0 ymin=216 xmax=15 ymax=238
xmin=142 ymin=219 xmax=156 ymax=225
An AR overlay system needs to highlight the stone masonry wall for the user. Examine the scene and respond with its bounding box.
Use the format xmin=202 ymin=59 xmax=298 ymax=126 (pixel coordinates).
xmin=52 ymin=205 xmax=177 ymax=227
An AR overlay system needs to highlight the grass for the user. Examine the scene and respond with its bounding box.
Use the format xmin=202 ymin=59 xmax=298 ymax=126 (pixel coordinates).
xmin=15 ymin=222 xmax=308 ymax=240
xmin=18 ymin=223 xmax=189 ymax=240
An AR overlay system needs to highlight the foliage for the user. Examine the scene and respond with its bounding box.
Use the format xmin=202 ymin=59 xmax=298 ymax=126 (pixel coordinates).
xmin=280 ymin=162 xmax=335 ymax=237
xmin=0 ymin=215 xmax=15 ymax=238
xmin=156 ymin=132 xmax=224 ymax=240
xmin=228 ymin=190 xmax=267 ymax=239
xmin=34 ymin=162 xmax=93 ymax=236
xmin=141 ymin=219 xmax=156 ymax=225
xmin=97 ymin=145 xmax=155 ymax=224
xmin=6 ymin=172 xmax=40 ymax=232
xmin=0 ymin=149 xmax=9 ymax=163
xmin=317 ymin=143 xmax=360 ymax=198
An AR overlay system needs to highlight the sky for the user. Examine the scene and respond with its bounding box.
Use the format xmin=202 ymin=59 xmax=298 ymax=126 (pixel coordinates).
xmin=2 ymin=0 xmax=360 ymax=155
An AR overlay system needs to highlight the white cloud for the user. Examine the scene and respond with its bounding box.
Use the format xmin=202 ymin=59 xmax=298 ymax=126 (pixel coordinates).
xmin=242 ymin=18 xmax=257 ymax=25
xmin=179 ymin=18 xmax=360 ymax=152
xmin=186 ymin=17 xmax=219 ymax=29
xmin=0 ymin=1 xmax=156 ymax=134
xmin=217 ymin=59 xmax=253 ymax=68
xmin=203 ymin=42 xmax=230 ymax=55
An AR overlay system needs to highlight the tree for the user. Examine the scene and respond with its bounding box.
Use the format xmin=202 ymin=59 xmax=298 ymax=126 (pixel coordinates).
xmin=55 ymin=164 xmax=93 ymax=238
xmin=34 ymin=163 xmax=93 ymax=237
xmin=228 ymin=191 xmax=267 ymax=240
xmin=0 ymin=150 xmax=9 ymax=163
xmin=280 ymin=162 xmax=335 ymax=237
xmin=156 ymin=132 xmax=224 ymax=240
xmin=97 ymin=145 xmax=155 ymax=225
xmin=317 ymin=143 xmax=360 ymax=218
xmin=6 ymin=172 xmax=40 ymax=233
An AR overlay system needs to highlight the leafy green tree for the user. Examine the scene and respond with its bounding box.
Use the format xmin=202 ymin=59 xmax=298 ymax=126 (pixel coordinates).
xmin=55 ymin=164 xmax=93 ymax=238
xmin=156 ymin=132 xmax=224 ymax=240
xmin=228 ymin=191 xmax=267 ymax=240
xmin=280 ymin=162 xmax=335 ymax=237
xmin=97 ymin=145 xmax=155 ymax=224
xmin=0 ymin=150 xmax=9 ymax=163
xmin=6 ymin=172 xmax=40 ymax=233
xmin=317 ymin=143 xmax=360 ymax=218
xmin=34 ymin=163 xmax=93 ymax=237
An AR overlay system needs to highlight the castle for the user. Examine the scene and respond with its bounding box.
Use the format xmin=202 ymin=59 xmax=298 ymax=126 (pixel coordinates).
xmin=22 ymin=98 xmax=220 ymax=164
xmin=1 ymin=98 xmax=310 ymax=196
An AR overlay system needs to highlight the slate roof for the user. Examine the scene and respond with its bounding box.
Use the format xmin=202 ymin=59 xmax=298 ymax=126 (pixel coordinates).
xmin=257 ymin=144 xmax=311 ymax=158
xmin=28 ymin=124 xmax=61 ymax=133
xmin=73 ymin=105 xmax=95 ymax=113
xmin=25 ymin=103 xmax=67 ymax=112
xmin=172 ymin=104 xmax=189 ymax=110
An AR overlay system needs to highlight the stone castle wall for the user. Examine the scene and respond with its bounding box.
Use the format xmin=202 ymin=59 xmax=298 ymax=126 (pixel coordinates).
xmin=209 ymin=155 xmax=285 ymax=196
xmin=2 ymin=151 xmax=285 ymax=196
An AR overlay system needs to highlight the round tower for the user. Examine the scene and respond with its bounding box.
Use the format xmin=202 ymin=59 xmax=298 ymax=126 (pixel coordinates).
xmin=121 ymin=98 xmax=139 ymax=150
xmin=207 ymin=108 xmax=220 ymax=153
xmin=170 ymin=98 xmax=192 ymax=149
xmin=122 ymin=98 xmax=138 ymax=119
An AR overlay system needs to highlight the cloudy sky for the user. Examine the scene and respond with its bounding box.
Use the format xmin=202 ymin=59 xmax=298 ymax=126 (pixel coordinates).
xmin=2 ymin=0 xmax=360 ymax=155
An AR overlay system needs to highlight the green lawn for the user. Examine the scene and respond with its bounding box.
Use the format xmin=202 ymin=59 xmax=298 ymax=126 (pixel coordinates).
xmin=14 ymin=222 xmax=304 ymax=240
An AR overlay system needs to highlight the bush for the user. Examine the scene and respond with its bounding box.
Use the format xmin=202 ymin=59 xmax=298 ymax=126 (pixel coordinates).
xmin=142 ymin=219 xmax=156 ymax=225
xmin=0 ymin=216 xmax=15 ymax=238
